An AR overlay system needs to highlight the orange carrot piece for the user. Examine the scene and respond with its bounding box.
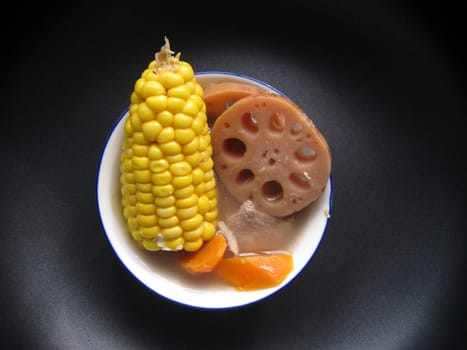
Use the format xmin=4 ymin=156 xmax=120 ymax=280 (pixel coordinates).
xmin=180 ymin=234 xmax=228 ymax=274
xmin=215 ymin=253 xmax=294 ymax=291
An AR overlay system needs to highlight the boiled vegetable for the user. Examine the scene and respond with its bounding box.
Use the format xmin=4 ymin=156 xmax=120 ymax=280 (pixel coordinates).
xmin=180 ymin=233 xmax=227 ymax=274
xmin=215 ymin=253 xmax=294 ymax=291
xmin=120 ymin=37 xmax=218 ymax=252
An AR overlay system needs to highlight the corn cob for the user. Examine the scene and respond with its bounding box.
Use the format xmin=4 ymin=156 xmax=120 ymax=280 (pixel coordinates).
xmin=120 ymin=37 xmax=218 ymax=252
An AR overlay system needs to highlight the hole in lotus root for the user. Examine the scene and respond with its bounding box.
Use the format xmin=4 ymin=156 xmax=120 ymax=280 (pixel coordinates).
xmin=236 ymin=169 xmax=254 ymax=184
xmin=225 ymin=100 xmax=235 ymax=109
xmin=291 ymin=123 xmax=303 ymax=135
xmin=223 ymin=138 xmax=246 ymax=158
xmin=270 ymin=112 xmax=285 ymax=132
xmin=290 ymin=172 xmax=311 ymax=188
xmin=262 ymin=180 xmax=283 ymax=202
xmin=295 ymin=147 xmax=317 ymax=161
xmin=241 ymin=113 xmax=259 ymax=133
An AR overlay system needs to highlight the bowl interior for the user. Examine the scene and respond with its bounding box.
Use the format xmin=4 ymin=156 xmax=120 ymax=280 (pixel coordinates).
xmin=96 ymin=72 xmax=332 ymax=309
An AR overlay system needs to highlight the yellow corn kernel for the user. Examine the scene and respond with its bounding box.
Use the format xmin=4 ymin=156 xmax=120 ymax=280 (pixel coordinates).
xmin=130 ymin=113 xmax=142 ymax=131
xmin=151 ymin=170 xmax=172 ymax=185
xmin=138 ymin=103 xmax=156 ymax=122
xmin=175 ymin=193 xmax=198 ymax=208
xmin=173 ymin=113 xmax=193 ymax=129
xmin=182 ymin=99 xmax=199 ymax=117
xmin=136 ymin=202 xmax=156 ymax=215
xmin=121 ymin=159 xmax=132 ymax=172
xmin=133 ymin=132 xmax=150 ymax=145
xmin=132 ymin=144 xmax=148 ymax=156
xmin=177 ymin=61 xmax=194 ymax=82
xmin=185 ymin=81 xmax=196 ymax=94
xmin=157 ymin=126 xmax=174 ymax=143
xmin=148 ymin=144 xmax=163 ymax=160
xmin=204 ymin=169 xmax=214 ymax=181
xmin=128 ymin=217 xmax=139 ymax=229
xmin=150 ymin=159 xmax=169 ymax=173
xmin=131 ymin=230 xmax=144 ymax=241
xmin=202 ymin=222 xmax=216 ymax=241
xmin=129 ymin=102 xmax=139 ymax=114
xmin=137 ymin=214 xmax=157 ymax=227
xmin=161 ymin=225 xmax=183 ymax=240
xmin=168 ymin=85 xmax=191 ymax=100
xmin=205 ymin=189 xmax=217 ymax=200
xmin=165 ymin=154 xmax=184 ymax=163
xmin=192 ymin=168 xmax=204 ymax=185
xmin=155 ymin=195 xmax=175 ymax=208
xmin=176 ymin=206 xmax=198 ymax=220
xmin=124 ymin=173 xmax=135 ymax=184
xmin=172 ymin=174 xmax=193 ymax=188
xmin=167 ymin=97 xmax=185 ymax=114
xmin=142 ymin=120 xmax=162 ymax=142
xmin=159 ymin=141 xmax=181 ymax=156
xmin=194 ymin=183 xmax=205 ymax=195
xmin=124 ymin=118 xmax=133 ymax=135
xmin=198 ymin=135 xmax=210 ymax=152
xmin=183 ymin=225 xmax=204 ymax=241
xmin=156 ymin=206 xmax=177 ymax=218
xmin=156 ymin=110 xmax=173 ymax=127
xmin=209 ymin=197 xmax=217 ymax=210
xmin=131 ymin=91 xmax=142 ymax=103
xmin=174 ymin=184 xmax=194 ymax=199
xmin=158 ymin=216 xmax=179 ymax=228
xmin=164 ymin=237 xmax=184 ymax=251
xmin=183 ymin=238 xmax=203 ymax=252
xmin=191 ymin=116 xmax=205 ymax=135
xmin=125 ymin=183 xmax=137 ymax=194
xmin=127 ymin=195 xmax=137 ymax=205
xmin=205 ymin=178 xmax=216 ymax=192
xmin=142 ymin=239 xmax=161 ymax=251
xmin=184 ymin=152 xmax=201 ymax=167
xmin=141 ymin=81 xmax=166 ymax=98
xmin=204 ymin=208 xmax=218 ymax=222
xmin=134 ymin=169 xmax=151 ymax=183
xmin=169 ymin=161 xmax=192 ymax=176
xmin=140 ymin=226 xmax=159 ymax=239
xmin=194 ymin=83 xmax=204 ymax=98
xmin=199 ymin=156 xmax=213 ymax=172
xmin=182 ymin=137 xmax=200 ymax=155
xmin=132 ymin=156 xmax=149 ymax=170
xmin=136 ymin=192 xmax=154 ymax=204
xmin=134 ymin=78 xmax=145 ymax=96
xmin=152 ymin=184 xmax=174 ymax=197
xmin=158 ymin=71 xmax=184 ymax=89
xmin=197 ymin=195 xmax=210 ymax=215
xmin=146 ymin=95 xmax=168 ymax=113
xmin=123 ymin=205 xmax=137 ymax=218
xmin=135 ymin=183 xmax=152 ymax=193
xmin=174 ymin=128 xmax=195 ymax=145
xmin=180 ymin=214 xmax=203 ymax=231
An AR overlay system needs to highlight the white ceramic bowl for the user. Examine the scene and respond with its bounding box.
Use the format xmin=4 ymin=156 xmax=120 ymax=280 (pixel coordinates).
xmin=96 ymin=71 xmax=333 ymax=309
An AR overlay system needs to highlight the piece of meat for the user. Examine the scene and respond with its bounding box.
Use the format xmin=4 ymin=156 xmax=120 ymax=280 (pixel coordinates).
xmin=211 ymin=93 xmax=332 ymax=217
xmin=221 ymin=200 xmax=292 ymax=254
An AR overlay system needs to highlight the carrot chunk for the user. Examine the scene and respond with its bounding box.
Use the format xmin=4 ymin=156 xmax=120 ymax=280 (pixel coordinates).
xmin=180 ymin=234 xmax=228 ymax=274
xmin=215 ymin=253 xmax=294 ymax=291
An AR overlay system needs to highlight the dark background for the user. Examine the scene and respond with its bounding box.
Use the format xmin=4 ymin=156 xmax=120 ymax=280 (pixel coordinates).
xmin=2 ymin=1 xmax=465 ymax=349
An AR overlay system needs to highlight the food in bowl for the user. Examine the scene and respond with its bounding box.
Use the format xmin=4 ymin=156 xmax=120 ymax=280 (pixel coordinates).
xmin=99 ymin=37 xmax=332 ymax=304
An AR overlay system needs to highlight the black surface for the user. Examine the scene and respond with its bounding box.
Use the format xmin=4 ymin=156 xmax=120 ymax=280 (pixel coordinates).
xmin=2 ymin=1 xmax=465 ymax=349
